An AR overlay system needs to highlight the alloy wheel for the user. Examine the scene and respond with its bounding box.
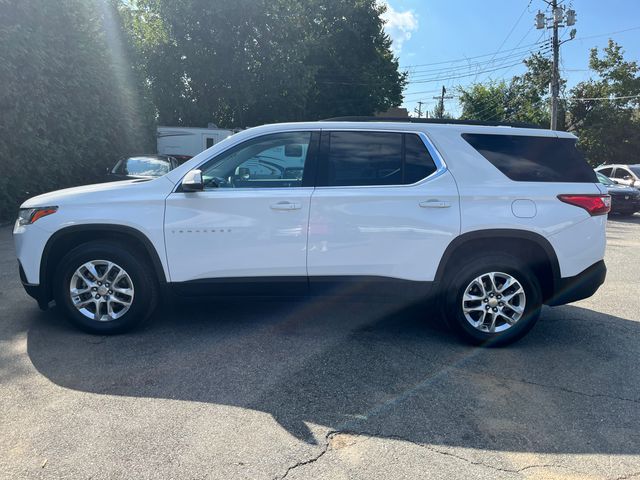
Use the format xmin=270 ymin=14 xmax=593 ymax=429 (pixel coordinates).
xmin=69 ymin=260 xmax=135 ymax=322
xmin=461 ymin=271 xmax=526 ymax=333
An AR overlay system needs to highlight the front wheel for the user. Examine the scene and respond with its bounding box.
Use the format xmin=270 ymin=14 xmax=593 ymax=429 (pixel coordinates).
xmin=54 ymin=241 xmax=158 ymax=334
xmin=443 ymin=255 xmax=542 ymax=346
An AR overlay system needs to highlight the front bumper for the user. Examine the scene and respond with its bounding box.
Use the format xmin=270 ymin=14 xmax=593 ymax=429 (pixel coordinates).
xmin=610 ymin=193 xmax=640 ymax=213
xmin=19 ymin=262 xmax=48 ymax=310
xmin=546 ymin=260 xmax=606 ymax=306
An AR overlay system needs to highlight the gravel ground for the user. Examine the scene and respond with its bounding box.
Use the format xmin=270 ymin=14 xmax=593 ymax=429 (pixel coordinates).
xmin=1 ymin=215 xmax=639 ymax=480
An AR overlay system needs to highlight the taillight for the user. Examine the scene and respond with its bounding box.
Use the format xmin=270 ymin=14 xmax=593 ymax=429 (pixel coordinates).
xmin=557 ymin=194 xmax=611 ymax=216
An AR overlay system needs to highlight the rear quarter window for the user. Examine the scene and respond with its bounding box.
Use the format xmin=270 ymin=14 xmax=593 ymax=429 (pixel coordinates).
xmin=462 ymin=133 xmax=597 ymax=183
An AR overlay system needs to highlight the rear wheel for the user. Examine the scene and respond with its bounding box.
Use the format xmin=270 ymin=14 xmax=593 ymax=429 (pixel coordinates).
xmin=54 ymin=241 xmax=158 ymax=334
xmin=443 ymin=254 xmax=542 ymax=346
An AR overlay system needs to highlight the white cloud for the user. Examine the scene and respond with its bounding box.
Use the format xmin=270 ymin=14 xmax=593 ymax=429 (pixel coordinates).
xmin=380 ymin=2 xmax=418 ymax=54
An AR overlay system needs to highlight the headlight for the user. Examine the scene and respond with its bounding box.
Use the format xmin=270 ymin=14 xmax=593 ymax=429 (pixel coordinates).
xmin=17 ymin=206 xmax=58 ymax=226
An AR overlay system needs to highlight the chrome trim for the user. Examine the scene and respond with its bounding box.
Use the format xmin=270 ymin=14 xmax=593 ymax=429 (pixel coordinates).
xmin=173 ymin=127 xmax=450 ymax=192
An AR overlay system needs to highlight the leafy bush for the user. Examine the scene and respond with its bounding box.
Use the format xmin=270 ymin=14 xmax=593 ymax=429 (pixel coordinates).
xmin=0 ymin=0 xmax=154 ymax=222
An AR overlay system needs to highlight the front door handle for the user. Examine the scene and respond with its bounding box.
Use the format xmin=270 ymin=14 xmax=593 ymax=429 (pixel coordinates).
xmin=419 ymin=200 xmax=451 ymax=208
xmin=270 ymin=201 xmax=302 ymax=211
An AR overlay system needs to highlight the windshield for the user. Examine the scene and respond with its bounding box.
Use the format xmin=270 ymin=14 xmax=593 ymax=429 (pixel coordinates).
xmin=629 ymin=166 xmax=640 ymax=177
xmin=596 ymin=172 xmax=615 ymax=186
xmin=113 ymin=157 xmax=171 ymax=177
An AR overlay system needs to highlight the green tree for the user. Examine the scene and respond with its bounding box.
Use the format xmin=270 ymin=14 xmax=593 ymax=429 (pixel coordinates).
xmin=458 ymin=82 xmax=510 ymax=122
xmin=458 ymin=54 xmax=555 ymax=126
xmin=0 ymin=0 xmax=154 ymax=221
xmin=301 ymin=0 xmax=406 ymax=120
xmin=566 ymin=40 xmax=640 ymax=166
xmin=118 ymin=0 xmax=406 ymax=127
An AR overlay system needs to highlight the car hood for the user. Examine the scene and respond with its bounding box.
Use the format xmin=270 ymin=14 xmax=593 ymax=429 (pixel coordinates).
xmin=20 ymin=177 xmax=174 ymax=209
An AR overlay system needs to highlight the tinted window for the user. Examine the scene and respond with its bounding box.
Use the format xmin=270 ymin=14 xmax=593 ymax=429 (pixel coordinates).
xmin=323 ymin=132 xmax=437 ymax=187
xmin=462 ymin=134 xmax=597 ymax=183
xmin=405 ymin=133 xmax=437 ymax=184
xmin=205 ymin=137 xmax=215 ymax=149
xmin=200 ymin=132 xmax=314 ymax=189
xmin=327 ymin=132 xmax=402 ymax=186
xmin=598 ymin=167 xmax=613 ymax=176
xmin=630 ymin=166 xmax=640 ymax=177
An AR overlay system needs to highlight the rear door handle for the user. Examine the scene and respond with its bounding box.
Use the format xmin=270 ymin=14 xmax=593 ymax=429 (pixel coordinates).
xmin=419 ymin=200 xmax=451 ymax=208
xmin=270 ymin=201 xmax=302 ymax=211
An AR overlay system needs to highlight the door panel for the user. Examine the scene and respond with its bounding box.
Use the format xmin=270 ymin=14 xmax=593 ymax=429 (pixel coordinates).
xmin=165 ymin=188 xmax=312 ymax=282
xmin=164 ymin=130 xmax=319 ymax=284
xmin=307 ymin=171 xmax=460 ymax=282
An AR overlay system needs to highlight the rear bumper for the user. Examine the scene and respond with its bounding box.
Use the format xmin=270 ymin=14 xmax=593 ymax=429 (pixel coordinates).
xmin=546 ymin=260 xmax=606 ymax=306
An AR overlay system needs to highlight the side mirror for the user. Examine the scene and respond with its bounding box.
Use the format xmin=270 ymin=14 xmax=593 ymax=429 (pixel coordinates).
xmin=236 ymin=167 xmax=250 ymax=179
xmin=181 ymin=169 xmax=204 ymax=192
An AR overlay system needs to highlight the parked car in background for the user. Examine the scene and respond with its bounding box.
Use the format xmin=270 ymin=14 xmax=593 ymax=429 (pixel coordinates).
xmin=107 ymin=155 xmax=180 ymax=181
xmin=595 ymin=164 xmax=640 ymax=189
xmin=596 ymin=172 xmax=640 ymax=216
xmin=157 ymin=126 xmax=234 ymax=160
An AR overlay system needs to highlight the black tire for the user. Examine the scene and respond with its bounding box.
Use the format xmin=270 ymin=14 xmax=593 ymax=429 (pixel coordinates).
xmin=53 ymin=241 xmax=158 ymax=334
xmin=617 ymin=211 xmax=637 ymax=217
xmin=442 ymin=254 xmax=542 ymax=347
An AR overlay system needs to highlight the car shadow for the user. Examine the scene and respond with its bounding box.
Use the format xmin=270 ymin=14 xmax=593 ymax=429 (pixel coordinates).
xmin=608 ymin=213 xmax=640 ymax=224
xmin=26 ymin=298 xmax=640 ymax=454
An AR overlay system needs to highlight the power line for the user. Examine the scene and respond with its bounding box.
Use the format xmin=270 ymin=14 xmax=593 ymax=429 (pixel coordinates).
xmin=479 ymin=0 xmax=532 ymax=81
xmin=568 ymin=94 xmax=640 ymax=101
xmin=406 ymin=44 xmax=551 ymax=77
xmin=318 ymin=56 xmax=535 ymax=86
xmin=403 ymin=88 xmax=446 ymax=98
xmin=575 ymin=26 xmax=640 ymax=42
xmin=400 ymin=39 xmax=550 ymax=69
xmin=482 ymin=29 xmax=546 ymax=84
xmin=408 ymin=59 xmax=533 ymax=84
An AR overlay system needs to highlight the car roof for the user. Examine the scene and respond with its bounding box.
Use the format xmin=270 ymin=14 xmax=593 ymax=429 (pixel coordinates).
xmin=243 ymin=120 xmax=575 ymax=139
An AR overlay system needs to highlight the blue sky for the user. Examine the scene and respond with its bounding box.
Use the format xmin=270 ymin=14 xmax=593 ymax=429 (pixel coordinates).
xmin=382 ymin=0 xmax=640 ymax=117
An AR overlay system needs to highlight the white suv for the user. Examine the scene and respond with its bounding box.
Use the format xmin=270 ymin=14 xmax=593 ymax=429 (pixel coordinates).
xmin=14 ymin=119 xmax=609 ymax=345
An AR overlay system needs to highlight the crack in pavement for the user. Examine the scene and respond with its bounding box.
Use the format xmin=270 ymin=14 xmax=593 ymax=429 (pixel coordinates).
xmin=614 ymin=472 xmax=640 ymax=480
xmin=352 ymin=432 xmax=587 ymax=477
xmin=401 ymin=343 xmax=640 ymax=406
xmin=275 ymin=430 xmax=339 ymax=480
xmin=275 ymin=428 xmax=589 ymax=478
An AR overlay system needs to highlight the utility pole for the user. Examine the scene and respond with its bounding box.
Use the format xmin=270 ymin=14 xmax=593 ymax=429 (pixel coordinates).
xmin=536 ymin=1 xmax=577 ymax=130
xmin=414 ymin=101 xmax=425 ymax=118
xmin=550 ymin=0 xmax=560 ymax=130
xmin=432 ymin=85 xmax=454 ymax=119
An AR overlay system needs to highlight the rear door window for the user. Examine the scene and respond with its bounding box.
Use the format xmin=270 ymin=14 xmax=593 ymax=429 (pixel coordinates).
xmin=462 ymin=134 xmax=597 ymax=183
xmin=320 ymin=131 xmax=437 ymax=187
xmin=613 ymin=167 xmax=631 ymax=179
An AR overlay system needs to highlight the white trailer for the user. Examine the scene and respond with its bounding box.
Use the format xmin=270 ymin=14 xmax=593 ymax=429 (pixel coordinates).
xmin=157 ymin=126 xmax=234 ymax=159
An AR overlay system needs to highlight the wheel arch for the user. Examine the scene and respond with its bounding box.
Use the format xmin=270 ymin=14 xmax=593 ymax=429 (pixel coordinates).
xmin=434 ymin=229 xmax=561 ymax=303
xmin=39 ymin=224 xmax=167 ymax=307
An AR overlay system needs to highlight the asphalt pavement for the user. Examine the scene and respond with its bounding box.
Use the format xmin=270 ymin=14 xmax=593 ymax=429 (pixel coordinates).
xmin=1 ymin=216 xmax=639 ymax=479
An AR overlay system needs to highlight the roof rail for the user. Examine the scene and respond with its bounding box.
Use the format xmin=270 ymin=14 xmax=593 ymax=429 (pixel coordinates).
xmin=321 ymin=116 xmax=545 ymax=129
